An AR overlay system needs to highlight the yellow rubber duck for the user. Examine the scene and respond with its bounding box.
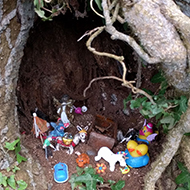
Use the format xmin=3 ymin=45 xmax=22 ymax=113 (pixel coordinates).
xmin=125 ymin=140 xmax=149 ymax=168
xmin=127 ymin=140 xmax=148 ymax=157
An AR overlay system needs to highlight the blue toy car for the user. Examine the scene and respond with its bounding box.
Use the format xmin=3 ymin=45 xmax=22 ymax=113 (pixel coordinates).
xmin=54 ymin=162 xmax=69 ymax=183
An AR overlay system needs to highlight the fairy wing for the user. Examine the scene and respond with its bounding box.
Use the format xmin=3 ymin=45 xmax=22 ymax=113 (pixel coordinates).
xmin=147 ymin=133 xmax=157 ymax=142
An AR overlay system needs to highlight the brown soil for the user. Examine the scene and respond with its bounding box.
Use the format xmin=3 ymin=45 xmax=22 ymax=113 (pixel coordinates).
xmin=16 ymin=12 xmax=164 ymax=190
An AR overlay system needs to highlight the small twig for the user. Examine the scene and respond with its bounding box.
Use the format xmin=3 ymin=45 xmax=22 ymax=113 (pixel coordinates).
xmin=77 ymin=27 xmax=100 ymax=42
xmin=83 ymin=76 xmax=135 ymax=97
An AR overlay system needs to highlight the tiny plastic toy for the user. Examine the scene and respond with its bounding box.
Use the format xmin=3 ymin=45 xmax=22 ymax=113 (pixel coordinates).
xmin=43 ymin=125 xmax=89 ymax=155
xmin=75 ymin=151 xmax=90 ymax=167
xmin=96 ymin=163 xmax=107 ymax=173
xmin=125 ymin=140 xmax=149 ymax=168
xmin=81 ymin=106 xmax=88 ymax=112
xmin=120 ymin=166 xmax=130 ymax=174
xmin=54 ymin=162 xmax=69 ymax=183
xmin=49 ymin=118 xmax=69 ymax=138
xmin=31 ymin=113 xmax=50 ymax=140
xmin=95 ymin=147 xmax=126 ymax=172
xmin=118 ymin=128 xmax=138 ymax=143
xmin=137 ymin=120 xmax=157 ymax=144
xmin=56 ymin=95 xmax=75 ymax=124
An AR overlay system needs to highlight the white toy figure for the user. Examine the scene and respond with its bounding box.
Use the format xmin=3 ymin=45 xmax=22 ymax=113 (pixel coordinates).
xmin=95 ymin=147 xmax=126 ymax=172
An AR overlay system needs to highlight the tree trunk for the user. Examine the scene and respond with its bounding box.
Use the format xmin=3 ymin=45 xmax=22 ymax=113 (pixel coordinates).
xmin=101 ymin=0 xmax=190 ymax=189
xmin=0 ymin=0 xmax=47 ymax=189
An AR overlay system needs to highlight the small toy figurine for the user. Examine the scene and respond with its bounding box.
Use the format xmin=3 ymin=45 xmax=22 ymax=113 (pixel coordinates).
xmin=120 ymin=166 xmax=130 ymax=174
xmin=49 ymin=118 xmax=69 ymax=138
xmin=32 ymin=113 xmax=50 ymax=139
xmin=54 ymin=163 xmax=69 ymax=183
xmin=62 ymin=133 xmax=73 ymax=145
xmin=118 ymin=128 xmax=138 ymax=143
xmin=137 ymin=120 xmax=157 ymax=144
xmin=75 ymin=151 xmax=90 ymax=167
xmin=44 ymin=125 xmax=89 ymax=155
xmin=56 ymin=95 xmax=75 ymax=124
xmin=125 ymin=140 xmax=149 ymax=168
xmin=95 ymin=147 xmax=126 ymax=172
xmin=96 ymin=163 xmax=107 ymax=173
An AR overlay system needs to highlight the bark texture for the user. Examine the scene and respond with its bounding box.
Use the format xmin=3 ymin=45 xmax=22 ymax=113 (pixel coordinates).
xmin=0 ymin=0 xmax=47 ymax=189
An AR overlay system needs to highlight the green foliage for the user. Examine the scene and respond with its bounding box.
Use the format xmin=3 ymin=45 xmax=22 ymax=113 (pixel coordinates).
xmin=124 ymin=72 xmax=188 ymax=132
xmin=33 ymin=0 xmax=66 ymax=21
xmin=94 ymin=0 xmax=102 ymax=11
xmin=4 ymin=138 xmax=27 ymax=164
xmin=69 ymin=166 xmax=125 ymax=190
xmin=0 ymin=172 xmax=28 ymax=190
xmin=175 ymin=162 xmax=190 ymax=190
xmin=1 ymin=138 xmax=28 ymax=189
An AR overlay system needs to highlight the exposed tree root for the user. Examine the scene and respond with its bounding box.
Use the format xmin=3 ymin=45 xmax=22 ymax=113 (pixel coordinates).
xmin=144 ymin=102 xmax=190 ymax=189
xmin=82 ymin=26 xmax=156 ymax=104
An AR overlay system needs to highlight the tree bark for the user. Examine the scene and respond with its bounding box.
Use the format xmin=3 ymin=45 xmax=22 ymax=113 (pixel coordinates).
xmin=0 ymin=0 xmax=47 ymax=189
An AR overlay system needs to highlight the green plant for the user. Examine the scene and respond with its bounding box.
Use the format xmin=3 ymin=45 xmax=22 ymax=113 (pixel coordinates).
xmin=4 ymin=138 xmax=27 ymax=164
xmin=33 ymin=0 xmax=66 ymax=21
xmin=124 ymin=72 xmax=188 ymax=132
xmin=69 ymin=165 xmax=125 ymax=190
xmin=175 ymin=162 xmax=190 ymax=190
xmin=0 ymin=138 xmax=28 ymax=189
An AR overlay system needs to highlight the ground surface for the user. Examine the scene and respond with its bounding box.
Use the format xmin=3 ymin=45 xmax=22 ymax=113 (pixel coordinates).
xmin=17 ymin=12 xmax=165 ymax=190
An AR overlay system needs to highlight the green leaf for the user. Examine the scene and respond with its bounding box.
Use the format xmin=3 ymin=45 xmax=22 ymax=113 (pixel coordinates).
xmin=16 ymin=153 xmax=27 ymax=164
xmin=151 ymin=72 xmax=165 ymax=83
xmin=4 ymin=138 xmax=20 ymax=151
xmin=142 ymin=101 xmax=152 ymax=110
xmin=34 ymin=8 xmax=46 ymax=18
xmin=111 ymin=180 xmax=125 ymax=190
xmin=130 ymin=97 xmax=147 ymax=109
xmin=17 ymin=180 xmax=28 ymax=190
xmin=159 ymin=81 xmax=168 ymax=95
xmin=156 ymin=112 xmax=163 ymax=120
xmin=177 ymin=162 xmax=189 ymax=173
xmin=124 ymin=94 xmax=132 ymax=103
xmin=160 ymin=115 xmax=174 ymax=124
xmin=140 ymin=109 xmax=150 ymax=116
xmin=76 ymin=166 xmax=84 ymax=176
xmin=5 ymin=188 xmax=10 ymax=190
xmin=0 ymin=172 xmax=8 ymax=187
xmin=78 ymin=186 xmax=87 ymax=190
xmin=84 ymin=166 xmax=96 ymax=175
xmin=179 ymin=96 xmax=188 ymax=113
xmin=69 ymin=174 xmax=83 ymax=190
xmin=108 ymin=179 xmax=116 ymax=185
xmin=15 ymin=140 xmax=21 ymax=154
xmin=175 ymin=172 xmax=190 ymax=185
xmin=12 ymin=166 xmax=20 ymax=173
xmin=94 ymin=0 xmax=102 ymax=11
xmin=7 ymin=175 xmax=16 ymax=189
xmin=176 ymin=187 xmax=188 ymax=190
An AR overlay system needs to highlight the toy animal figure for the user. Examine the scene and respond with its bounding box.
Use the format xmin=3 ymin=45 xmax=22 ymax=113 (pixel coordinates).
xmin=49 ymin=119 xmax=69 ymax=138
xmin=137 ymin=120 xmax=157 ymax=144
xmin=75 ymin=151 xmax=90 ymax=167
xmin=125 ymin=140 xmax=149 ymax=168
xmin=95 ymin=147 xmax=126 ymax=172
xmin=45 ymin=125 xmax=89 ymax=155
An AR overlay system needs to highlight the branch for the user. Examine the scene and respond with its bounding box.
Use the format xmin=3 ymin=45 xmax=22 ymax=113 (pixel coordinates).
xmin=84 ymin=26 xmax=156 ymax=104
xmin=101 ymin=0 xmax=161 ymax=64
